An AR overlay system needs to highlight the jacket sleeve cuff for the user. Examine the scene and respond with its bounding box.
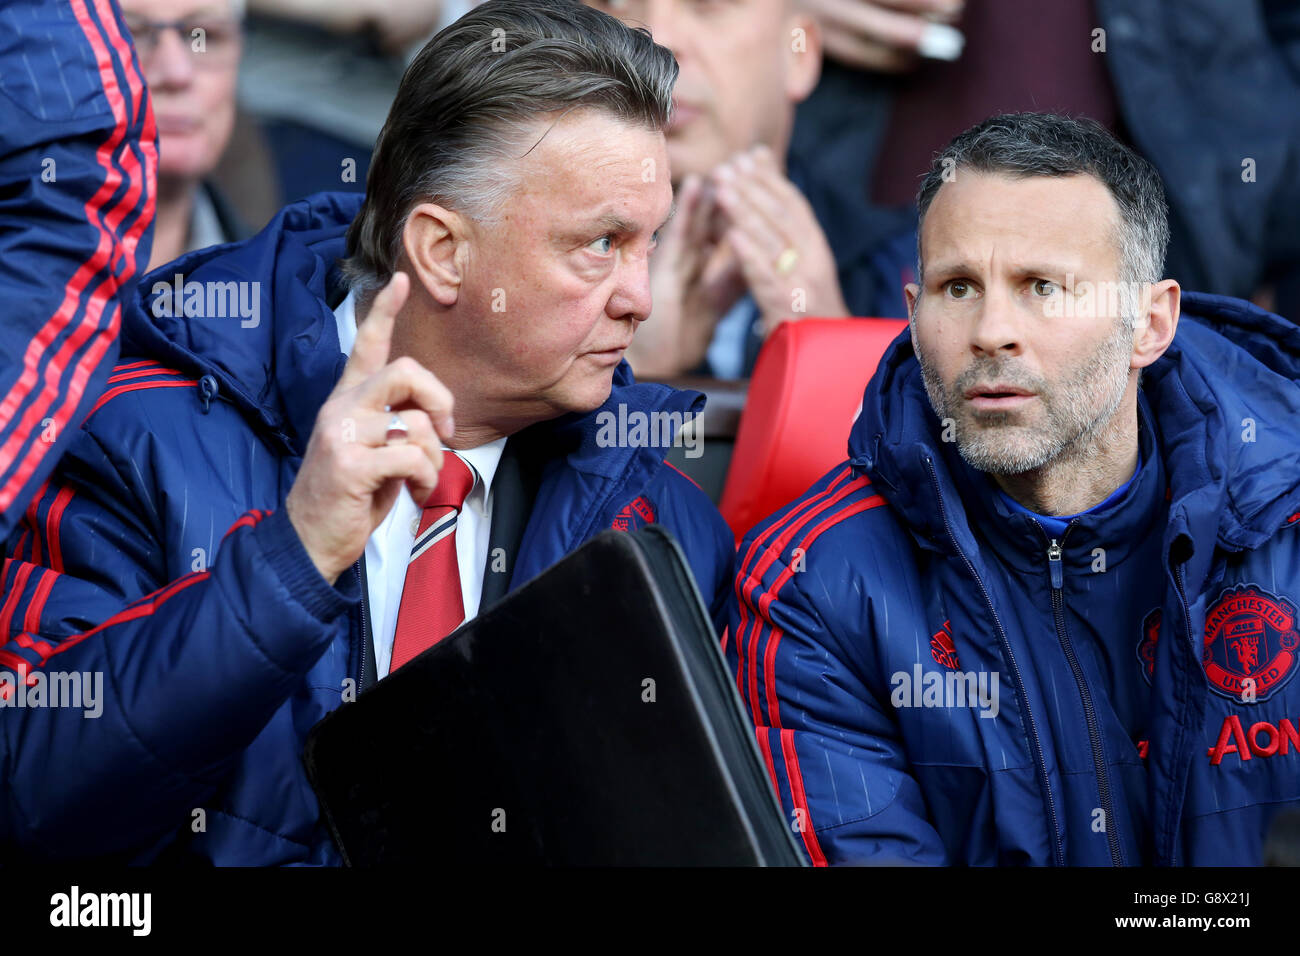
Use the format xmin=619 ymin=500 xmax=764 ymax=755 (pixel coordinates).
xmin=252 ymin=508 xmax=359 ymax=621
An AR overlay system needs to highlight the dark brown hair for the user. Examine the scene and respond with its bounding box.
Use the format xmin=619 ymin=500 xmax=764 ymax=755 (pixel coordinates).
xmin=340 ymin=0 xmax=677 ymax=298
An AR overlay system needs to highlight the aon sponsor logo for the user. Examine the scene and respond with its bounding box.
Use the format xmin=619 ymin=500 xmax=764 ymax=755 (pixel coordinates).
xmin=1207 ymin=713 xmax=1300 ymax=765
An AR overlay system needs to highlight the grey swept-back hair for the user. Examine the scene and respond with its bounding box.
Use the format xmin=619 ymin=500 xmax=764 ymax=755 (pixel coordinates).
xmin=339 ymin=0 xmax=677 ymax=300
xmin=915 ymin=113 xmax=1170 ymax=289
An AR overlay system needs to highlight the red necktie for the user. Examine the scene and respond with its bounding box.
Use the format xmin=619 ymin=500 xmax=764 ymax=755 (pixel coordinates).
xmin=390 ymin=453 xmax=475 ymax=672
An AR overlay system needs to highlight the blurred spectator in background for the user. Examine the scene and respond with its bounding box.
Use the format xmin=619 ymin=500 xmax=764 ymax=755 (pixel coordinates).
xmin=233 ymin=0 xmax=473 ymax=209
xmin=588 ymin=0 xmax=907 ymax=380
xmin=122 ymin=0 xmax=248 ymax=270
xmin=795 ymin=0 xmax=1300 ymax=320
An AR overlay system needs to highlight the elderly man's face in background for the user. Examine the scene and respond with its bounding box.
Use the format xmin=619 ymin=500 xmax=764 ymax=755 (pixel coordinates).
xmin=905 ymin=172 xmax=1140 ymax=475
xmin=447 ymin=109 xmax=673 ymax=418
xmin=585 ymin=0 xmax=808 ymax=183
xmin=122 ymin=0 xmax=241 ymax=183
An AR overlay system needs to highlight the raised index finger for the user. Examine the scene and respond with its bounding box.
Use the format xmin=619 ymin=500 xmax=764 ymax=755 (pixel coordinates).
xmin=337 ymin=271 xmax=410 ymax=391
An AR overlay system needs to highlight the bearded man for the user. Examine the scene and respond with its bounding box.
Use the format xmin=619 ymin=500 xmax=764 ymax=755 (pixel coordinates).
xmin=729 ymin=112 xmax=1300 ymax=866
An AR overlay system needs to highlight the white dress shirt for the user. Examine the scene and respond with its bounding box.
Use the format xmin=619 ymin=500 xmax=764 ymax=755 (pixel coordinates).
xmin=334 ymin=290 xmax=505 ymax=679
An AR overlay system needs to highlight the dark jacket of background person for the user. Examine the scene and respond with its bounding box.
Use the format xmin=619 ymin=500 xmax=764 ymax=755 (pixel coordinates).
xmin=793 ymin=0 xmax=1300 ymax=319
xmin=728 ymin=291 xmax=1300 ymax=865
xmin=0 ymin=0 xmax=156 ymax=538
xmin=0 ymin=192 xmax=735 ymax=864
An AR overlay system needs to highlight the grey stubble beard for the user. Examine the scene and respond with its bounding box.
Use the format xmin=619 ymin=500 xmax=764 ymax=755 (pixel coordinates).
xmin=917 ymin=311 xmax=1136 ymax=479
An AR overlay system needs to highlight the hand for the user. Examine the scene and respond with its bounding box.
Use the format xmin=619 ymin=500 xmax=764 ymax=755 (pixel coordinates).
xmin=803 ymin=0 xmax=963 ymax=73
xmin=284 ymin=273 xmax=455 ymax=585
xmin=626 ymin=173 xmax=746 ymax=378
xmin=711 ymin=145 xmax=850 ymax=337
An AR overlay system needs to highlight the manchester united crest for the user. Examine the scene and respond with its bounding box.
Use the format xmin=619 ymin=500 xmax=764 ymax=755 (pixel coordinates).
xmin=1202 ymin=585 xmax=1300 ymax=703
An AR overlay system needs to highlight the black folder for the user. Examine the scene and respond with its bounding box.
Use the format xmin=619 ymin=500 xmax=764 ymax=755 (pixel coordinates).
xmin=303 ymin=525 xmax=806 ymax=866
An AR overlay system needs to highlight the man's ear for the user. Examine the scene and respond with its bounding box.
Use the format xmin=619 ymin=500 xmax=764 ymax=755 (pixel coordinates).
xmin=403 ymin=202 xmax=466 ymax=308
xmin=904 ymin=282 xmax=922 ymax=353
xmin=785 ymin=13 xmax=823 ymax=103
xmin=1132 ymin=278 xmax=1179 ymax=370
xmin=904 ymin=282 xmax=920 ymax=320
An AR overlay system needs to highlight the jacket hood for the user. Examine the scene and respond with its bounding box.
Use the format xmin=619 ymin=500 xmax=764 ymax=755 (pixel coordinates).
xmin=119 ymin=191 xmax=702 ymax=469
xmin=849 ymin=292 xmax=1300 ymax=578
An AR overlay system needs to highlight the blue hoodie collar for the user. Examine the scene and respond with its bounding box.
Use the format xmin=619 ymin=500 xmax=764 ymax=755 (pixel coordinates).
xmin=120 ymin=191 xmax=703 ymax=475
xmin=953 ymin=392 xmax=1166 ymax=576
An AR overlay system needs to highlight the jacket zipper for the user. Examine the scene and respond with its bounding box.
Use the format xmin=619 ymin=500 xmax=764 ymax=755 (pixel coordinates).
xmin=1167 ymin=560 xmax=1195 ymax=867
xmin=352 ymin=560 xmax=369 ymax=696
xmin=1045 ymin=531 xmax=1124 ymax=866
xmin=924 ymin=457 xmax=1065 ymax=865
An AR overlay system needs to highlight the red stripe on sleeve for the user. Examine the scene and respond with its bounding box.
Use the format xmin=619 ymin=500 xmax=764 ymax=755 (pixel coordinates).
xmin=44 ymin=485 xmax=77 ymax=574
xmin=87 ymin=379 xmax=198 ymax=418
xmin=222 ymin=509 xmax=269 ymax=540
xmin=0 ymin=650 xmax=30 ymax=677
xmin=36 ymin=571 xmax=209 ymax=665
xmin=664 ymin=459 xmax=702 ymax=491
xmin=743 ymin=473 xmax=871 ymax=726
xmin=732 ymin=466 xmax=855 ymax=708
xmin=756 ymin=726 xmax=780 ymax=806
xmin=106 ymin=366 xmax=183 ymax=384
xmin=0 ymin=563 xmax=36 ymax=639
xmin=22 ymin=481 xmax=51 ymax=568
xmin=0 ymin=0 xmax=156 ymax=512
xmin=759 ymin=494 xmax=885 ymax=729
xmin=21 ymin=569 xmax=56 ymax=634
xmin=781 ymin=728 xmax=828 ymax=866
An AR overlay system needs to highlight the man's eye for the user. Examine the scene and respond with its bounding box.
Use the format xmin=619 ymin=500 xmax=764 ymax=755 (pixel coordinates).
xmin=589 ymin=235 xmax=614 ymax=254
xmin=1032 ymin=279 xmax=1059 ymax=296
xmin=946 ymin=280 xmax=972 ymax=299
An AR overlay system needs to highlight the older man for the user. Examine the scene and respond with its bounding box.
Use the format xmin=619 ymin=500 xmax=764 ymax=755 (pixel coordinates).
xmin=586 ymin=0 xmax=905 ymax=380
xmin=120 ymin=0 xmax=247 ymax=268
xmin=730 ymin=113 xmax=1300 ymax=865
xmin=0 ymin=0 xmax=733 ymax=864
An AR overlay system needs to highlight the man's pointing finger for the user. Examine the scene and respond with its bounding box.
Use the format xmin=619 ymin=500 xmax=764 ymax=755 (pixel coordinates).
xmin=338 ymin=271 xmax=410 ymax=390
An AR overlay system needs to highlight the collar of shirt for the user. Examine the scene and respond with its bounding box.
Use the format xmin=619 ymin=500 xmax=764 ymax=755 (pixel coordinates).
xmin=706 ymin=293 xmax=758 ymax=381
xmin=995 ymin=447 xmax=1145 ymax=540
xmin=186 ymin=183 xmax=228 ymax=254
xmin=333 ymin=287 xmax=505 ymax=510
xmin=955 ymin=392 xmax=1166 ymax=575
xmin=334 ymin=288 xmax=506 ymax=679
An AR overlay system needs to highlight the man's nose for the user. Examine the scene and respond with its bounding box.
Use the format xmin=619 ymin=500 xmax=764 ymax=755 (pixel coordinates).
xmin=148 ymin=26 xmax=197 ymax=88
xmin=969 ymin=288 xmax=1024 ymax=358
xmin=609 ymin=254 xmax=653 ymax=324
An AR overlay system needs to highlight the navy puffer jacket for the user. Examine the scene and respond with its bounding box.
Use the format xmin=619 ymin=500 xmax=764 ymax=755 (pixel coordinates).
xmin=729 ymin=291 xmax=1300 ymax=865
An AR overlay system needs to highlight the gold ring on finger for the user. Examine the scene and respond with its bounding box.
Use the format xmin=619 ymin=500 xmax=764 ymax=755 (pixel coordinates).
xmin=775 ymin=247 xmax=800 ymax=275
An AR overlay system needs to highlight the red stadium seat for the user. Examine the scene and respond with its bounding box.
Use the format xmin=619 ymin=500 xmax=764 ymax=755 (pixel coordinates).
xmin=720 ymin=317 xmax=909 ymax=541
